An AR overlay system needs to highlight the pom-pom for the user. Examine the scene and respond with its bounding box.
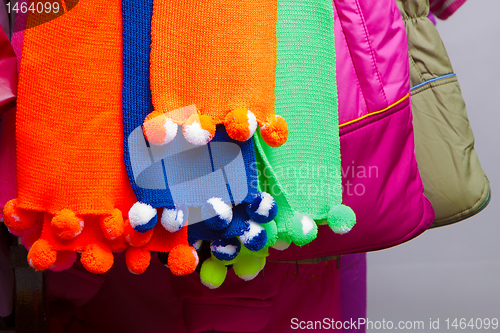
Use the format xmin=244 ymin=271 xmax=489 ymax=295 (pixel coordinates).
xmin=200 ymin=258 xmax=227 ymax=289
xmin=271 ymin=237 xmax=291 ymax=251
xmin=125 ymin=247 xmax=151 ymax=275
xmin=233 ymin=254 xmax=264 ymax=281
xmin=287 ymin=212 xmax=318 ymax=246
xmin=27 ymin=239 xmax=57 ymax=271
xmin=168 ymin=244 xmax=199 ymax=276
xmin=246 ymin=192 xmax=277 ymax=223
xmin=51 ymin=209 xmax=84 ymax=240
xmin=161 ymin=205 xmax=188 ymax=233
xmin=182 ymin=114 xmax=216 ymax=145
xmin=3 ymin=199 xmax=38 ymax=233
xmin=210 ymin=238 xmax=241 ymax=261
xmin=80 ymin=243 xmax=114 ymax=274
xmin=202 ymin=198 xmax=232 ymax=230
xmin=263 ymin=220 xmax=278 ymax=247
xmin=128 ymin=202 xmax=157 ymax=233
xmin=260 ymin=115 xmax=288 ymax=147
xmin=49 ymin=251 xmax=77 ymax=272
xmin=123 ymin=219 xmax=154 ymax=247
xmin=224 ymin=108 xmax=257 ymax=142
xmin=143 ymin=110 xmax=178 ymax=145
xmin=327 ymin=204 xmax=356 ymax=234
xmin=99 ymin=208 xmax=124 ymax=240
xmin=239 ymin=221 xmax=267 ymax=252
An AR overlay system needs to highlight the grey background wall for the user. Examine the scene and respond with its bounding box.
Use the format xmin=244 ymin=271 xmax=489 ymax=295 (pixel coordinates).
xmin=367 ymin=1 xmax=500 ymax=331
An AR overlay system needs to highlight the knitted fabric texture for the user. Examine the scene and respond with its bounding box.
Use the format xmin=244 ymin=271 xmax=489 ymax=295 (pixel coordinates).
xmin=254 ymin=0 xmax=355 ymax=246
xmin=5 ymin=0 xmax=137 ymax=273
xmin=122 ymin=0 xmax=272 ymax=263
xmin=144 ymin=0 xmax=287 ymax=146
xmin=121 ymin=0 xmax=199 ymax=276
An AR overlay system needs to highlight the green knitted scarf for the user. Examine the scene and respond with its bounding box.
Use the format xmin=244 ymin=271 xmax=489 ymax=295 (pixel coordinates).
xmin=254 ymin=0 xmax=355 ymax=247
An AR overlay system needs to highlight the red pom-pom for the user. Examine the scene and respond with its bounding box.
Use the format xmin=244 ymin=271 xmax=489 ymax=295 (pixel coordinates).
xmin=168 ymin=244 xmax=199 ymax=276
xmin=125 ymin=247 xmax=151 ymax=274
xmin=3 ymin=199 xmax=38 ymax=233
xmin=81 ymin=243 xmax=114 ymax=274
xmin=28 ymin=239 xmax=57 ymax=271
xmin=260 ymin=115 xmax=288 ymax=147
xmin=123 ymin=219 xmax=154 ymax=247
xmin=100 ymin=208 xmax=124 ymax=240
xmin=51 ymin=209 xmax=84 ymax=240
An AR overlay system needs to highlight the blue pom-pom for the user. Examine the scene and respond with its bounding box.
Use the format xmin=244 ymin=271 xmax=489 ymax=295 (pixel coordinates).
xmin=239 ymin=221 xmax=267 ymax=252
xmin=246 ymin=192 xmax=277 ymax=224
xmin=210 ymin=238 xmax=241 ymax=261
xmin=128 ymin=202 xmax=158 ymax=233
xmin=202 ymin=198 xmax=233 ymax=230
xmin=161 ymin=204 xmax=188 ymax=233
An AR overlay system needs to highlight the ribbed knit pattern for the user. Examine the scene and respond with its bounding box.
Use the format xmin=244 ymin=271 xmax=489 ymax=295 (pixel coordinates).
xmin=0 ymin=107 xmax=17 ymax=220
xmin=149 ymin=0 xmax=277 ymax=124
xmin=14 ymin=0 xmax=136 ymax=251
xmin=254 ymin=0 xmax=342 ymax=230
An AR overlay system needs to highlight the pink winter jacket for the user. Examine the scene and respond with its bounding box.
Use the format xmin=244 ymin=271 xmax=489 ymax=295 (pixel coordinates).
xmin=269 ymin=0 xmax=434 ymax=261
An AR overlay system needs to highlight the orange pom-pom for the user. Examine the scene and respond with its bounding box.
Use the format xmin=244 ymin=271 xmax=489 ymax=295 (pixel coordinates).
xmin=100 ymin=208 xmax=124 ymax=240
xmin=224 ymin=108 xmax=257 ymax=142
xmin=168 ymin=244 xmax=199 ymax=276
xmin=123 ymin=219 xmax=154 ymax=247
xmin=182 ymin=114 xmax=216 ymax=145
xmin=80 ymin=243 xmax=114 ymax=274
xmin=28 ymin=239 xmax=57 ymax=271
xmin=260 ymin=115 xmax=288 ymax=147
xmin=51 ymin=209 xmax=84 ymax=240
xmin=3 ymin=199 xmax=38 ymax=233
xmin=143 ymin=110 xmax=178 ymax=145
xmin=125 ymin=247 xmax=151 ymax=274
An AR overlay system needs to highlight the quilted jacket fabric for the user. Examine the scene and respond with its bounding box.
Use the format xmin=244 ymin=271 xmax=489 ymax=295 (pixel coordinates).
xmin=397 ymin=0 xmax=490 ymax=228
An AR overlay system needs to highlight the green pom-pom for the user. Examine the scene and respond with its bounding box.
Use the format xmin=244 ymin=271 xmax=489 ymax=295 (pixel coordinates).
xmin=286 ymin=212 xmax=318 ymax=246
xmin=327 ymin=204 xmax=356 ymax=234
xmin=233 ymin=254 xmax=263 ymax=281
xmin=272 ymin=232 xmax=292 ymax=250
xmin=263 ymin=220 xmax=278 ymax=247
xmin=200 ymin=258 xmax=227 ymax=289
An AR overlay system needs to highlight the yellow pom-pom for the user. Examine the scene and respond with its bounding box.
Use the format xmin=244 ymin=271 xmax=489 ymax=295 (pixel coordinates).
xmin=81 ymin=243 xmax=114 ymax=274
xmin=224 ymin=108 xmax=257 ymax=142
xmin=168 ymin=244 xmax=199 ymax=276
xmin=3 ymin=199 xmax=38 ymax=233
xmin=260 ymin=115 xmax=288 ymax=147
xmin=51 ymin=209 xmax=84 ymax=240
xmin=123 ymin=219 xmax=154 ymax=247
xmin=233 ymin=254 xmax=263 ymax=281
xmin=182 ymin=114 xmax=216 ymax=145
xmin=143 ymin=110 xmax=178 ymax=145
xmin=125 ymin=247 xmax=151 ymax=275
xmin=28 ymin=239 xmax=57 ymax=271
xmin=200 ymin=258 xmax=227 ymax=289
xmin=100 ymin=208 xmax=124 ymax=240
